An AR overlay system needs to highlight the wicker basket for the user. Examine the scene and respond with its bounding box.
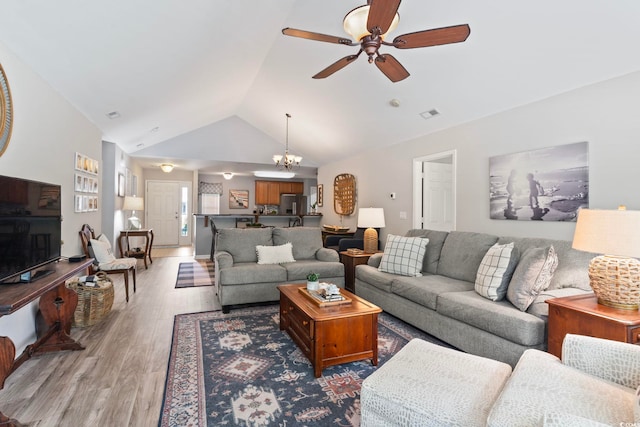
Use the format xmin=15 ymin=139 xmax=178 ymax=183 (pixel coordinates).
xmin=67 ymin=271 xmax=114 ymax=327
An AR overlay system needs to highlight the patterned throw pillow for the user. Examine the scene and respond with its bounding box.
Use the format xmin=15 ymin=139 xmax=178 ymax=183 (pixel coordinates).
xmin=507 ymin=245 xmax=559 ymax=311
xmin=635 ymin=385 xmax=640 ymax=423
xmin=475 ymin=242 xmax=518 ymax=301
xmin=89 ymin=235 xmax=116 ymax=264
xmin=378 ymin=234 xmax=429 ymax=277
xmin=256 ymin=243 xmax=295 ymax=265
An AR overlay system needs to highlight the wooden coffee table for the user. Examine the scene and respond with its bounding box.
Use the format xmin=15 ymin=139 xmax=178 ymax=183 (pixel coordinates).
xmin=278 ymin=284 xmax=382 ymax=377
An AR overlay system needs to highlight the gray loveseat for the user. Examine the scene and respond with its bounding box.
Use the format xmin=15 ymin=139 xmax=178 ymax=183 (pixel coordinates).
xmin=355 ymin=229 xmax=594 ymax=366
xmin=214 ymin=227 xmax=345 ymax=313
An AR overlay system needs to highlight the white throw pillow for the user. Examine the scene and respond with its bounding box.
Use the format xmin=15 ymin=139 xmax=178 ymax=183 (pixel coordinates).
xmin=90 ymin=237 xmax=116 ymax=264
xmin=475 ymin=242 xmax=518 ymax=301
xmin=256 ymin=243 xmax=295 ymax=265
xmin=378 ymin=234 xmax=429 ymax=277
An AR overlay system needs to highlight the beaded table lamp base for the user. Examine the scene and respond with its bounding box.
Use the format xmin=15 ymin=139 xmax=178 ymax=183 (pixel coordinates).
xmin=589 ymin=255 xmax=640 ymax=310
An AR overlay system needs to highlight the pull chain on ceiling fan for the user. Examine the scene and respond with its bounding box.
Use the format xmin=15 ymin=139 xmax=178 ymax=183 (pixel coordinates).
xmin=282 ymin=0 xmax=470 ymax=82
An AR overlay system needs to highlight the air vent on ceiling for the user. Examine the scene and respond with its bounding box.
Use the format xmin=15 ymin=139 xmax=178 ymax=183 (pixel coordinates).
xmin=106 ymin=111 xmax=120 ymax=119
xmin=420 ymin=109 xmax=440 ymax=120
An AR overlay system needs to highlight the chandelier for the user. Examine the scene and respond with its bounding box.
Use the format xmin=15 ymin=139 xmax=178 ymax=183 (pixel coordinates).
xmin=273 ymin=113 xmax=302 ymax=171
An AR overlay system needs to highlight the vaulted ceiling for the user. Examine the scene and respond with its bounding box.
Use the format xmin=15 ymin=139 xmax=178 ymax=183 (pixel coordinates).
xmin=2 ymin=1 xmax=640 ymax=179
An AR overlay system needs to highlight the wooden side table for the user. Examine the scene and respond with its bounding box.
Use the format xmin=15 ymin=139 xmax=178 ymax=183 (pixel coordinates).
xmin=340 ymin=251 xmax=377 ymax=293
xmin=547 ymin=293 xmax=640 ymax=358
xmin=118 ymin=229 xmax=154 ymax=269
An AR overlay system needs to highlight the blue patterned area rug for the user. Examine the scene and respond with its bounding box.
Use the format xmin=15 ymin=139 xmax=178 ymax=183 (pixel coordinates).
xmin=159 ymin=305 xmax=451 ymax=426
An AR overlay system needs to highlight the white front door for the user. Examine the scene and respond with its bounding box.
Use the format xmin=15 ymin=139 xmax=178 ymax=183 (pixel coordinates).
xmin=146 ymin=181 xmax=181 ymax=246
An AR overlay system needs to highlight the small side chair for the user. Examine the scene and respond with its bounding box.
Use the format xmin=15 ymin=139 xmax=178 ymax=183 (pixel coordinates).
xmin=79 ymin=224 xmax=137 ymax=302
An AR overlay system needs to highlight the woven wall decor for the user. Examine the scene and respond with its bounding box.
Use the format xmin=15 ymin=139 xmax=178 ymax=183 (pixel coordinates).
xmin=334 ymin=173 xmax=356 ymax=216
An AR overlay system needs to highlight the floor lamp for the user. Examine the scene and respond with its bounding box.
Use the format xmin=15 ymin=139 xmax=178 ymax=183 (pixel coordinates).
xmin=358 ymin=208 xmax=385 ymax=254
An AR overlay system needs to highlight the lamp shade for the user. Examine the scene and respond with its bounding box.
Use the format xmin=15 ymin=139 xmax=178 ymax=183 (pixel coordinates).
xmin=122 ymin=196 xmax=144 ymax=212
xmin=358 ymin=208 xmax=386 ymax=228
xmin=572 ymin=208 xmax=640 ymax=258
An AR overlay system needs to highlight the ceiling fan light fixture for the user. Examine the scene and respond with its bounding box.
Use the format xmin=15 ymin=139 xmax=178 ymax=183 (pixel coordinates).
xmin=343 ymin=5 xmax=399 ymax=41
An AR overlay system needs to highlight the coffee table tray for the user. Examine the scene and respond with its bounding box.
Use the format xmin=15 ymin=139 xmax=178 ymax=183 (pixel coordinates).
xmin=298 ymin=287 xmax=352 ymax=307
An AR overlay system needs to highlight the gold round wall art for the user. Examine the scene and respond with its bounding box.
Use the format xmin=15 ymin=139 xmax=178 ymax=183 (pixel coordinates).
xmin=0 ymin=64 xmax=13 ymax=157
xmin=334 ymin=173 xmax=356 ymax=216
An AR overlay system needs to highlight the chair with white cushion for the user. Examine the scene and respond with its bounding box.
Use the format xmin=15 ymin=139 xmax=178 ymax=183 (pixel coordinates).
xmin=79 ymin=224 xmax=137 ymax=302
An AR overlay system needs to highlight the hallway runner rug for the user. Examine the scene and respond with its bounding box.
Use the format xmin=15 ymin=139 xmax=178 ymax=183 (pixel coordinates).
xmin=175 ymin=261 xmax=215 ymax=288
xmin=159 ymin=305 xmax=453 ymax=426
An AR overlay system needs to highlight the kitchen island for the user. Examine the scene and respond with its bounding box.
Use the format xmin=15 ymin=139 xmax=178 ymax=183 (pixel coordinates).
xmin=192 ymin=213 xmax=323 ymax=259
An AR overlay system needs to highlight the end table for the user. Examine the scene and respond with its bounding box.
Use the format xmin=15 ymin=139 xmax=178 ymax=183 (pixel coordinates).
xmin=547 ymin=293 xmax=640 ymax=358
xmin=118 ymin=229 xmax=154 ymax=269
xmin=340 ymin=251 xmax=378 ymax=293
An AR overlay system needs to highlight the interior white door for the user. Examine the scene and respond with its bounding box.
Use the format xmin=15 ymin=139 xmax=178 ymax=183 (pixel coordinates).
xmin=147 ymin=181 xmax=181 ymax=246
xmin=422 ymin=162 xmax=454 ymax=231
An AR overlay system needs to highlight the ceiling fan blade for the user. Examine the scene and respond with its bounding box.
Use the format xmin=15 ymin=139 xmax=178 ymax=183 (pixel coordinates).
xmin=367 ymin=0 xmax=401 ymax=35
xmin=374 ymin=54 xmax=409 ymax=82
xmin=282 ymin=28 xmax=354 ymax=46
xmin=393 ymin=24 xmax=470 ymax=49
xmin=313 ymin=55 xmax=359 ymax=79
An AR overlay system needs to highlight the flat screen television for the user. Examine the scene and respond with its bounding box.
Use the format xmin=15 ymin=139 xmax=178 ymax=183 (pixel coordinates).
xmin=0 ymin=174 xmax=62 ymax=284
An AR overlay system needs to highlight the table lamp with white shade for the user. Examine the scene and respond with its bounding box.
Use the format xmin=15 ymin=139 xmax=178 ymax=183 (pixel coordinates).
xmin=122 ymin=196 xmax=144 ymax=230
xmin=572 ymin=206 xmax=640 ymax=310
xmin=358 ymin=208 xmax=385 ymax=254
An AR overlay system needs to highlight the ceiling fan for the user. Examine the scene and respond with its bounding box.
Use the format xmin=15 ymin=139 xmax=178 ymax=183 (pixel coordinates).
xmin=282 ymin=0 xmax=470 ymax=83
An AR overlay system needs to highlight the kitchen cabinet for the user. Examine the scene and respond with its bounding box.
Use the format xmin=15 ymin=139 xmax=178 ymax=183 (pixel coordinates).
xmin=255 ymin=180 xmax=304 ymax=205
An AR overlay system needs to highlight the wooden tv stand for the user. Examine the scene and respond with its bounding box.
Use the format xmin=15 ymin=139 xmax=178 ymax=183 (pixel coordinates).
xmin=0 ymin=259 xmax=92 ymax=426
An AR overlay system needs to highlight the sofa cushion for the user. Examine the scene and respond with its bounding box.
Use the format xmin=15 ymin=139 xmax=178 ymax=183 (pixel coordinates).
xmin=256 ymin=243 xmax=295 ymax=265
xmin=272 ymin=227 xmax=323 ymax=260
xmin=378 ymin=234 xmax=429 ymax=277
xmin=527 ymin=287 xmax=592 ymax=318
xmin=282 ymin=260 xmax=344 ymax=282
xmin=475 ymin=242 xmax=519 ymax=301
xmin=216 ymin=228 xmax=273 ymax=263
xmin=507 ymin=245 xmax=559 ymax=311
xmin=405 ymin=229 xmax=449 ymax=274
xmin=356 ymin=265 xmax=395 ymax=293
xmin=487 ymin=349 xmax=635 ymax=426
xmin=437 ymin=290 xmax=546 ymax=346
xmin=437 ymin=231 xmax=499 ymax=282
xmin=218 ymin=262 xmax=286 ymax=285
xmin=392 ymin=275 xmax=474 ymax=310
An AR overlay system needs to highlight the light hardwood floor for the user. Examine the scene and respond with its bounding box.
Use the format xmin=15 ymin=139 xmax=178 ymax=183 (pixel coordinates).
xmin=0 ymin=254 xmax=219 ymax=426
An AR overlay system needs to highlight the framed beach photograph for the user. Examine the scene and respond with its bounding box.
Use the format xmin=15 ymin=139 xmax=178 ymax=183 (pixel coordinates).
xmin=229 ymin=189 xmax=249 ymax=209
xmin=489 ymin=141 xmax=589 ymax=221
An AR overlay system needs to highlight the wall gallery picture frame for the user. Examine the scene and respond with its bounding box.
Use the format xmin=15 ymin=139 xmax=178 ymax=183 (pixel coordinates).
xmin=317 ymin=184 xmax=323 ymax=207
xmin=118 ymin=173 xmax=125 ymax=197
xmin=229 ymin=189 xmax=249 ymax=209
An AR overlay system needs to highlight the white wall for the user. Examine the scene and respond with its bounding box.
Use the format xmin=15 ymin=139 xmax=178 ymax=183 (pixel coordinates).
xmin=318 ymin=71 xmax=640 ymax=244
xmin=0 ymin=41 xmax=102 ymax=353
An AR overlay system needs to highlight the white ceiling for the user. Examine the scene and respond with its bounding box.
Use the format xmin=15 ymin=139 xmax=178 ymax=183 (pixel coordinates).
xmin=2 ymin=1 xmax=640 ymax=178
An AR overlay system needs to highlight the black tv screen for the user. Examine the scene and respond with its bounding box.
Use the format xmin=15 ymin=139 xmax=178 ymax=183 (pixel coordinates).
xmin=0 ymin=174 xmax=62 ymax=283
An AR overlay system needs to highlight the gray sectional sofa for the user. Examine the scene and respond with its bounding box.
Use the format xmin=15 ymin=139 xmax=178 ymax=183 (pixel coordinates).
xmin=214 ymin=227 xmax=345 ymax=313
xmin=355 ymin=229 xmax=595 ymax=366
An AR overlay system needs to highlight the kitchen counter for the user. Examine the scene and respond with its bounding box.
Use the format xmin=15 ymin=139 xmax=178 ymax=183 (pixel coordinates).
xmin=192 ymin=213 xmax=323 ymax=259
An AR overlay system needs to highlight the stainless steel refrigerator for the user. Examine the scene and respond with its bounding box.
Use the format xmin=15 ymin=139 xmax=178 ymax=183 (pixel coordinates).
xmin=279 ymin=194 xmax=307 ymax=215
